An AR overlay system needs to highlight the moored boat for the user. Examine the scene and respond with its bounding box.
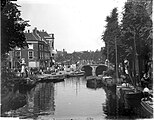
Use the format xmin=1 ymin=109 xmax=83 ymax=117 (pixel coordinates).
xmin=37 ymin=74 xmax=65 ymax=83
xmin=117 ymin=83 xmax=143 ymax=109
xmin=68 ymin=71 xmax=85 ymax=77
xmin=140 ymin=97 xmax=153 ymax=118
xmin=102 ymin=76 xmax=115 ymax=87
xmin=125 ymin=90 xmax=142 ymax=108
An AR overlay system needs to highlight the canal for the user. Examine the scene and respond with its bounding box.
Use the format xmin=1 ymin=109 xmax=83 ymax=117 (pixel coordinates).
xmin=3 ymin=76 xmax=142 ymax=119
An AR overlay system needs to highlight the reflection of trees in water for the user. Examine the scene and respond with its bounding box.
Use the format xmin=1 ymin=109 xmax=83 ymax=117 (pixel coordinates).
xmin=27 ymin=82 xmax=55 ymax=114
xmin=103 ymin=85 xmax=141 ymax=119
xmin=102 ymin=86 xmax=117 ymax=119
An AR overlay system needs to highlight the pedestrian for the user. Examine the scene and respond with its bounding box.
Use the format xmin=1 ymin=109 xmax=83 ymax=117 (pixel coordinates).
xmin=142 ymin=86 xmax=150 ymax=100
xmin=25 ymin=67 xmax=29 ymax=77
xmin=21 ymin=65 xmax=25 ymax=77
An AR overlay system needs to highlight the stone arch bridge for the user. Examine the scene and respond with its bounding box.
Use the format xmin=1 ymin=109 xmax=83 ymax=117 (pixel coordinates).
xmin=79 ymin=64 xmax=108 ymax=76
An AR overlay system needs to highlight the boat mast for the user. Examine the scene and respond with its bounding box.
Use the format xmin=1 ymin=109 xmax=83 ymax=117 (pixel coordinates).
xmin=133 ymin=31 xmax=139 ymax=88
xmin=132 ymin=4 xmax=140 ymax=88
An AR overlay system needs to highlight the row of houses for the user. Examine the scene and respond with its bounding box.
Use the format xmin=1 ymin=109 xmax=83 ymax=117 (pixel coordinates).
xmin=9 ymin=27 xmax=56 ymax=70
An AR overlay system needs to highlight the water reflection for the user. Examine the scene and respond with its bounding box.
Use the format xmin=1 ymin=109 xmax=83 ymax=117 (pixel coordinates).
xmin=26 ymin=82 xmax=55 ymax=115
xmin=102 ymin=84 xmax=140 ymax=119
xmin=53 ymin=77 xmax=106 ymax=117
xmin=4 ymin=76 xmax=144 ymax=119
xmin=102 ymin=86 xmax=117 ymax=119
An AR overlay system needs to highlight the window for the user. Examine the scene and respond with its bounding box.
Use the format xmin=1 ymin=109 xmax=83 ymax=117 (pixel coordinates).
xmin=28 ymin=51 xmax=34 ymax=59
xmin=45 ymin=53 xmax=49 ymax=59
xmin=15 ymin=51 xmax=21 ymax=59
xmin=39 ymin=44 xmax=42 ymax=51
xmin=39 ymin=44 xmax=44 ymax=51
xmin=44 ymin=46 xmax=47 ymax=51
xmin=52 ymin=41 xmax=54 ymax=48
xmin=41 ymin=52 xmax=44 ymax=59
xmin=40 ymin=52 xmax=42 ymax=59
xmin=40 ymin=52 xmax=44 ymax=59
xmin=42 ymin=45 xmax=44 ymax=51
xmin=28 ymin=44 xmax=33 ymax=49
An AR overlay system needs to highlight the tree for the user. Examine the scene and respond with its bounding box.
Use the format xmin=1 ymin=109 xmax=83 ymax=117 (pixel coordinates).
xmin=1 ymin=1 xmax=30 ymax=96
xmin=102 ymin=8 xmax=122 ymax=67
xmin=120 ymin=2 xmax=152 ymax=80
xmin=1 ymin=1 xmax=29 ymax=55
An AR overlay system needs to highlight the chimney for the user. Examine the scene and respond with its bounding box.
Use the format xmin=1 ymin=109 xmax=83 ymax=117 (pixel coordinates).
xmin=51 ymin=34 xmax=54 ymax=39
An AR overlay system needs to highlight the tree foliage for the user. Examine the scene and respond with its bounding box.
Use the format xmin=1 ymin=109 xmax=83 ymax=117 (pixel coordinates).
xmin=102 ymin=8 xmax=122 ymax=65
xmin=120 ymin=2 xmax=152 ymax=76
xmin=1 ymin=1 xmax=30 ymax=95
xmin=1 ymin=1 xmax=29 ymax=54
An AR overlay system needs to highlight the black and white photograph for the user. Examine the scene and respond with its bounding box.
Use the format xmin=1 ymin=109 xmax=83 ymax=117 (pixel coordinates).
xmin=1 ymin=0 xmax=153 ymax=119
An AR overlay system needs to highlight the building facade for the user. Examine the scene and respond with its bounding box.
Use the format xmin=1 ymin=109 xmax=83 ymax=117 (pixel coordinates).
xmin=10 ymin=28 xmax=55 ymax=70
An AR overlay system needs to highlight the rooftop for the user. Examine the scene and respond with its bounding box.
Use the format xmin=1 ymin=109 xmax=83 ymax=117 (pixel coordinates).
xmin=24 ymin=33 xmax=38 ymax=41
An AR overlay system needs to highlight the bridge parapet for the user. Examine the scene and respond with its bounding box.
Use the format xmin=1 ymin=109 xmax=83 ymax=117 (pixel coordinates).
xmin=79 ymin=64 xmax=108 ymax=76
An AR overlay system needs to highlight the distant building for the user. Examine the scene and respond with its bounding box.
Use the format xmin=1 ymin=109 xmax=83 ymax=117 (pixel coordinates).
xmin=10 ymin=28 xmax=55 ymax=69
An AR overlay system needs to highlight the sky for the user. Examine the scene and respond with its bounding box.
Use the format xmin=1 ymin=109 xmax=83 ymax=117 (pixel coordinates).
xmin=16 ymin=0 xmax=127 ymax=53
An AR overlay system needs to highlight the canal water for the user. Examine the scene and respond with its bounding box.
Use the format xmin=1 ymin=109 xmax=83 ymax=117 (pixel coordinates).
xmin=3 ymin=76 xmax=142 ymax=119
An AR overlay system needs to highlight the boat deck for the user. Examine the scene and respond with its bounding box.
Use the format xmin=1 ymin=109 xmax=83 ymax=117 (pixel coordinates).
xmin=36 ymin=73 xmax=65 ymax=82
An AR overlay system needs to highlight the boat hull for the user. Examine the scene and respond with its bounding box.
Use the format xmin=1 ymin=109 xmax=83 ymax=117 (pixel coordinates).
xmin=102 ymin=76 xmax=115 ymax=87
xmin=38 ymin=74 xmax=65 ymax=83
xmin=140 ymin=98 xmax=153 ymax=118
xmin=125 ymin=91 xmax=142 ymax=107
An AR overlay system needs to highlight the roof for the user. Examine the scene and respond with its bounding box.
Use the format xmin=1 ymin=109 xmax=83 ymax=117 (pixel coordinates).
xmin=38 ymin=31 xmax=50 ymax=38
xmin=38 ymin=31 xmax=52 ymax=42
xmin=24 ymin=33 xmax=38 ymax=41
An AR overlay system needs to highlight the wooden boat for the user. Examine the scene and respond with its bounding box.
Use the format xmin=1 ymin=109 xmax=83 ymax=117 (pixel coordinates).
xmin=140 ymin=98 xmax=153 ymax=118
xmin=68 ymin=71 xmax=85 ymax=77
xmin=125 ymin=90 xmax=142 ymax=108
xmin=117 ymin=83 xmax=142 ymax=109
xmin=86 ymin=76 xmax=102 ymax=89
xmin=48 ymin=74 xmax=65 ymax=79
xmin=102 ymin=76 xmax=115 ymax=87
xmin=86 ymin=80 xmax=102 ymax=89
xmin=37 ymin=74 xmax=65 ymax=83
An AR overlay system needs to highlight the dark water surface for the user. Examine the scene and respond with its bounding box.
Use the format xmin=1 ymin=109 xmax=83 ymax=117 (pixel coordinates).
xmin=3 ymin=76 xmax=143 ymax=119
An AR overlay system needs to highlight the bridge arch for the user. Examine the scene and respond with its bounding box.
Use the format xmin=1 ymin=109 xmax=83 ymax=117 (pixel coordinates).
xmin=81 ymin=65 xmax=93 ymax=76
xmin=95 ymin=65 xmax=108 ymax=76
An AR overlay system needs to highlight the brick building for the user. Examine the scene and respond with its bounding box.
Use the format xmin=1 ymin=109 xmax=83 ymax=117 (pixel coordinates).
xmin=10 ymin=28 xmax=55 ymax=70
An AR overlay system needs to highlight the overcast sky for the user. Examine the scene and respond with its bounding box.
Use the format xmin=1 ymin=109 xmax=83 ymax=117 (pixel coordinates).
xmin=16 ymin=0 xmax=126 ymax=53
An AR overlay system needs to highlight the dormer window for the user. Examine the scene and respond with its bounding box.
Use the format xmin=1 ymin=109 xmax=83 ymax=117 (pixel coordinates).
xmin=15 ymin=51 xmax=21 ymax=59
xmin=28 ymin=43 xmax=34 ymax=49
